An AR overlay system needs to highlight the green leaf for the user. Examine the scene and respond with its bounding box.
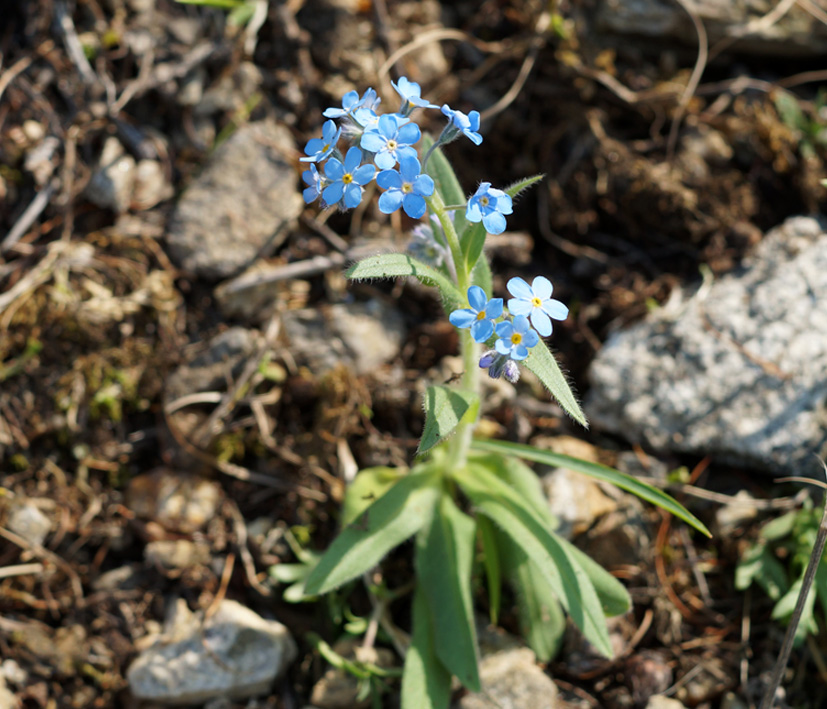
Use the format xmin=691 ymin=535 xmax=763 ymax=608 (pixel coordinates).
xmin=421 ymin=134 xmax=467 ymax=238
xmin=735 ymin=543 xmax=788 ymax=600
xmin=461 ymin=222 xmax=487 ymax=273
xmin=495 ymin=528 xmax=565 ymax=661
xmin=773 ymin=575 xmax=817 ymax=645
xmin=470 ymin=438 xmax=711 ymax=538
xmin=419 ymin=386 xmax=479 ymax=454
xmin=504 ymin=173 xmax=545 ymax=200
xmin=773 ymin=90 xmax=807 ymax=132
xmin=470 ymin=253 xmax=493 ymax=299
xmin=346 ymin=253 xmax=463 ymax=311
xmin=523 ymin=343 xmax=588 ymax=427
xmin=478 ymin=516 xmax=502 ymax=625
xmin=565 ymin=543 xmax=631 ymax=617
xmin=342 ymin=466 xmax=405 ymax=527
xmin=401 ymin=584 xmax=452 ymax=709
xmin=469 ymin=452 xmax=555 ymax=526
xmin=416 ymin=493 xmax=480 ymax=691
xmin=454 ymin=464 xmax=613 ymax=657
xmin=305 ymin=467 xmax=441 ymax=595
xmin=760 ymin=511 xmax=798 ymax=542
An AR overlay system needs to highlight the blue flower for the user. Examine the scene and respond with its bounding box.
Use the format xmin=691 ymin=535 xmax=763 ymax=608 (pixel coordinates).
xmin=506 ymin=276 xmax=569 ymax=337
xmin=392 ymin=76 xmax=438 ymax=115
xmin=376 ymin=153 xmax=434 ymax=219
xmin=440 ymin=104 xmax=482 ymax=145
xmin=479 ymin=349 xmax=521 ymax=383
xmin=300 ymin=119 xmax=341 ymax=163
xmin=494 ymin=315 xmax=539 ymax=361
xmin=449 ymin=285 xmax=503 ymax=343
xmin=302 ymin=163 xmax=324 ymax=204
xmin=361 ymin=114 xmax=421 ymax=170
xmin=465 ymin=182 xmax=513 ymax=235
xmin=322 ymin=146 xmax=376 ymax=209
xmin=323 ymin=88 xmax=381 ymax=119
xmin=408 ymin=216 xmax=447 ymax=268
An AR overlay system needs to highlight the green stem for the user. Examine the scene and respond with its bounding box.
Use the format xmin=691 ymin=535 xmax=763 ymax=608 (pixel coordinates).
xmin=425 ymin=193 xmax=479 ymax=471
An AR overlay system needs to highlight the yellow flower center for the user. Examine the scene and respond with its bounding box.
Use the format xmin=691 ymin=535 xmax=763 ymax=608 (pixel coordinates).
xmin=342 ymin=173 xmax=354 ymax=185
xmin=402 ymin=182 xmax=413 ymax=194
xmin=480 ymin=196 xmax=490 ymax=207
xmin=387 ymin=139 xmax=398 ymax=151
xmin=476 ymin=311 xmax=486 ymax=321
xmin=531 ymin=296 xmax=542 ymax=308
xmin=511 ymin=333 xmax=523 ymax=345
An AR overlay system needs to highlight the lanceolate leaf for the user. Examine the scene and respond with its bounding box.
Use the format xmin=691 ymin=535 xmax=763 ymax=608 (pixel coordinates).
xmin=346 ymin=253 xmax=463 ymax=311
xmin=304 ymin=467 xmax=441 ymax=595
xmin=471 ymin=253 xmax=493 ymax=299
xmin=564 ymin=541 xmax=631 ymax=617
xmin=470 ymin=438 xmax=711 ymax=537
xmin=461 ymin=222 xmax=487 ymax=273
xmin=401 ymin=584 xmax=452 ymax=709
xmin=342 ymin=467 xmax=405 ymax=526
xmin=421 ymin=134 xmax=467 ymax=238
xmin=419 ymin=385 xmax=479 ymax=454
xmin=416 ymin=493 xmax=480 ymax=691
xmin=478 ymin=515 xmax=502 ymax=625
xmin=454 ymin=464 xmax=613 ymax=657
xmin=495 ymin=529 xmax=565 ymax=661
xmin=504 ymin=173 xmax=545 ymax=200
xmin=523 ymin=343 xmax=587 ymax=426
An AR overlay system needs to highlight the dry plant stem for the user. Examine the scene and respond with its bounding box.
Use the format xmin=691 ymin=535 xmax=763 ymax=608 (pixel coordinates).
xmin=759 ymin=483 xmax=827 ymax=709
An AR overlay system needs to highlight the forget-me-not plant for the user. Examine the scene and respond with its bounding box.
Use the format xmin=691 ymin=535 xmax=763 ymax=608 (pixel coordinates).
xmin=294 ymin=76 xmax=710 ymax=709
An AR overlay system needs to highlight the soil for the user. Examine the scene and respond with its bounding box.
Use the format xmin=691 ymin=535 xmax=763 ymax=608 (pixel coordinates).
xmin=2 ymin=1 xmax=826 ymax=707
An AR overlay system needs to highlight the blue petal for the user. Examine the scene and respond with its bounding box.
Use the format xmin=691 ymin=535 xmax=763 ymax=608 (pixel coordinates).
xmin=413 ymin=174 xmax=434 ymax=196
xmin=344 ymin=146 xmax=363 ymax=172
xmin=470 ymin=319 xmax=494 ymax=342
xmin=353 ymin=164 xmax=376 ymax=185
xmin=496 ymin=193 xmax=513 ymax=215
xmin=376 ymin=169 xmax=401 ymax=190
xmin=482 ymin=211 xmax=506 ymax=234
xmin=360 ymin=131 xmax=385 ymax=152
xmin=542 ymin=299 xmax=569 ymax=320
xmin=511 ymin=344 xmax=529 ymax=361
xmin=495 ymin=320 xmax=513 ymax=338
xmin=343 ymin=183 xmax=364 ymax=209
xmin=402 ymin=194 xmax=426 ymax=219
xmin=530 ymin=310 xmax=551 ymax=337
xmin=449 ymin=309 xmax=476 ymax=328
xmin=303 ymin=186 xmax=318 ymax=203
xmin=532 ymin=276 xmax=553 ymax=300
xmin=465 ymin=202 xmax=482 ymax=223
xmin=508 ymin=299 xmax=532 ymax=316
xmin=484 ymin=298 xmax=503 ymax=319
xmin=507 ymin=277 xmax=533 ymax=300
xmin=467 ymin=286 xmax=487 ymax=311
xmin=523 ymin=328 xmax=540 ymax=348
xmin=397 ymin=122 xmax=421 ymax=145
xmin=377 ymin=114 xmax=399 ymax=138
xmin=322 ymin=182 xmax=344 ymax=204
xmin=374 ymin=150 xmax=396 ymax=170
xmin=512 ymin=315 xmax=532 ymax=333
xmin=495 ymin=339 xmax=512 ymax=356
xmin=324 ymin=158 xmax=344 ymax=180
xmin=397 ymin=153 xmax=421 ymax=181
xmin=378 ymin=190 xmax=403 ymax=214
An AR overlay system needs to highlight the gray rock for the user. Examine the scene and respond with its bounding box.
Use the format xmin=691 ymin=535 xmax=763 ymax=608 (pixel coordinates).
xmin=166 ymin=120 xmax=303 ymax=280
xmin=457 ymin=627 xmax=559 ymax=709
xmin=282 ymin=300 xmax=406 ymax=376
xmin=127 ymin=599 xmax=297 ymax=705
xmin=86 ymin=137 xmax=136 ymax=213
xmin=587 ymin=217 xmax=827 ymax=477
xmin=596 ymin=0 xmax=827 ymax=57
xmin=8 ymin=502 xmax=51 ymax=547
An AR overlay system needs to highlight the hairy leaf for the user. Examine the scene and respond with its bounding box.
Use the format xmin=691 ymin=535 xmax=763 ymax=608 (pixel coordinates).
xmin=419 ymin=386 xmax=479 ymax=454
xmin=305 ymin=467 xmax=441 ymax=595
xmin=470 ymin=439 xmax=711 ymax=537
xmin=523 ymin=343 xmax=587 ymax=427
xmin=416 ymin=494 xmax=480 ymax=690
xmin=421 ymin=134 xmax=467 ymax=238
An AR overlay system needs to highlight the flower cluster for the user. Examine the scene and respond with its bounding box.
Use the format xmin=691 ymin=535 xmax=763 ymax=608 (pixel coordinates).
xmin=449 ymin=277 xmax=568 ymax=382
xmin=300 ymin=77 xmax=512 ymax=234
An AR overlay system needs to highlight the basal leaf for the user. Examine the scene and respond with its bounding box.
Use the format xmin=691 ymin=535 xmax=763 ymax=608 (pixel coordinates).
xmin=523 ymin=343 xmax=587 ymax=427
xmin=342 ymin=466 xmax=405 ymax=526
xmin=735 ymin=543 xmax=788 ymax=601
xmin=419 ymin=385 xmax=479 ymax=454
xmin=346 ymin=253 xmax=463 ymax=312
xmin=416 ymin=493 xmax=480 ymax=691
xmin=470 ymin=438 xmax=711 ymax=538
xmin=478 ymin=516 xmax=502 ymax=625
xmin=495 ymin=528 xmax=565 ymax=661
xmin=564 ymin=541 xmax=631 ymax=617
xmin=772 ymin=575 xmax=817 ymax=645
xmin=421 ymin=134 xmax=467 ymax=238
xmin=401 ymin=583 xmax=452 ymax=709
xmin=454 ymin=464 xmax=613 ymax=657
xmin=305 ymin=467 xmax=441 ymax=595
xmin=470 ymin=253 xmax=493 ymax=299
